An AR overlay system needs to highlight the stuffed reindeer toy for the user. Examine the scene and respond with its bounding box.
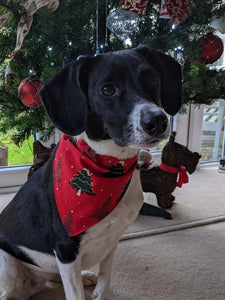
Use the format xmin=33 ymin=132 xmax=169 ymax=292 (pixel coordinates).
xmin=27 ymin=141 xmax=56 ymax=178
xmin=140 ymin=132 xmax=201 ymax=209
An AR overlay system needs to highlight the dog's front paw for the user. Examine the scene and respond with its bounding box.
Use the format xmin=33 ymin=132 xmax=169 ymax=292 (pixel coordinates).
xmin=90 ymin=284 xmax=109 ymax=300
xmin=82 ymin=271 xmax=97 ymax=287
xmin=90 ymin=289 xmax=108 ymax=300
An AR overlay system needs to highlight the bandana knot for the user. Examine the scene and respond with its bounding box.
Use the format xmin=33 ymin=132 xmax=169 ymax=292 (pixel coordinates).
xmin=159 ymin=162 xmax=189 ymax=188
xmin=53 ymin=134 xmax=138 ymax=237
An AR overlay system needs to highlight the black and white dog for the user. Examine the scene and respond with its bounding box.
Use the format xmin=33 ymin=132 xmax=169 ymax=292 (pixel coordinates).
xmin=0 ymin=46 xmax=181 ymax=300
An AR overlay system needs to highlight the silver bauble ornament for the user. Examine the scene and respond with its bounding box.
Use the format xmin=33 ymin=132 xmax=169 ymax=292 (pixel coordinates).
xmin=211 ymin=16 xmax=225 ymax=34
xmin=106 ymin=8 xmax=140 ymax=42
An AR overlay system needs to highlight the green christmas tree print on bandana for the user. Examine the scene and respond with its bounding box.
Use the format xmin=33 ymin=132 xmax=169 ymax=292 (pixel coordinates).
xmin=69 ymin=168 xmax=95 ymax=196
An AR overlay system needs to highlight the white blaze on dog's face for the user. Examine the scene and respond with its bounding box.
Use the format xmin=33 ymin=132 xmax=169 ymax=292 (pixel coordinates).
xmin=40 ymin=47 xmax=182 ymax=149
xmin=125 ymin=102 xmax=170 ymax=148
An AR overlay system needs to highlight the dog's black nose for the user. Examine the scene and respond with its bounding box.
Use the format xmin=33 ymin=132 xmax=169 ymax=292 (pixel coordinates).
xmin=140 ymin=111 xmax=168 ymax=136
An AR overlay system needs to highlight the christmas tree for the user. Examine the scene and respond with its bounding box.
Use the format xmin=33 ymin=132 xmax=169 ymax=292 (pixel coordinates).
xmin=0 ymin=0 xmax=225 ymax=145
xmin=69 ymin=168 xmax=95 ymax=196
xmin=91 ymin=196 xmax=112 ymax=222
xmin=53 ymin=155 xmax=62 ymax=184
xmin=62 ymin=211 xmax=73 ymax=236
xmin=104 ymin=162 xmax=125 ymax=177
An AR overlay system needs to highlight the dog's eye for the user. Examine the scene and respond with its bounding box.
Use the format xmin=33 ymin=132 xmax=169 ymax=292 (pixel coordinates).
xmin=102 ymin=84 xmax=116 ymax=96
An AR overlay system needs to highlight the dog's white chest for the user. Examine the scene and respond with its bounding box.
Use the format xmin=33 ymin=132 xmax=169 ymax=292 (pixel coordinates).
xmin=79 ymin=169 xmax=143 ymax=269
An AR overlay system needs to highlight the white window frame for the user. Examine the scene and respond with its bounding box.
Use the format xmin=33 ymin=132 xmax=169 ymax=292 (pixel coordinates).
xmin=175 ymin=104 xmax=204 ymax=153
xmin=0 ymin=131 xmax=62 ymax=192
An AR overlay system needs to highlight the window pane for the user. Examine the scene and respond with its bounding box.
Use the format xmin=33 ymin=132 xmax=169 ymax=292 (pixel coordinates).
xmin=201 ymin=100 xmax=225 ymax=162
xmin=0 ymin=132 xmax=33 ymax=167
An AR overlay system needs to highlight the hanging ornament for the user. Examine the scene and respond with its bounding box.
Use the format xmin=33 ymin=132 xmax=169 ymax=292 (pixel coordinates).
xmin=18 ymin=75 xmax=43 ymax=108
xmin=211 ymin=16 xmax=225 ymax=34
xmin=11 ymin=0 xmax=59 ymax=56
xmin=106 ymin=9 xmax=140 ymax=43
xmin=198 ymin=32 xmax=224 ymax=64
xmin=119 ymin=0 xmax=149 ymax=15
xmin=95 ymin=0 xmax=111 ymax=54
xmin=106 ymin=0 xmax=149 ymax=43
xmin=102 ymin=0 xmax=112 ymax=53
xmin=160 ymin=0 xmax=191 ymax=27
xmin=0 ymin=13 xmax=9 ymax=29
xmin=4 ymin=62 xmax=15 ymax=86
xmin=173 ymin=46 xmax=185 ymax=66
xmin=160 ymin=0 xmax=170 ymax=19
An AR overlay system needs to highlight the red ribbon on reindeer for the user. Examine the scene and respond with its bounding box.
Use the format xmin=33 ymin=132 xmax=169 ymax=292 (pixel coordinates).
xmin=159 ymin=162 xmax=189 ymax=187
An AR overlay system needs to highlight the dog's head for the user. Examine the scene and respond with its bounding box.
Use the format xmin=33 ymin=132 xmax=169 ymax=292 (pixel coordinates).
xmin=40 ymin=46 xmax=182 ymax=148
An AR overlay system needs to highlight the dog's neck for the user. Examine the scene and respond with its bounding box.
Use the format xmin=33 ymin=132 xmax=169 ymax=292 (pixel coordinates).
xmin=77 ymin=132 xmax=139 ymax=159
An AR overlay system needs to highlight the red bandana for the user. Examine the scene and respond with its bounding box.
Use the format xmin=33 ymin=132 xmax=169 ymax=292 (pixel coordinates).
xmin=159 ymin=162 xmax=189 ymax=188
xmin=53 ymin=134 xmax=138 ymax=237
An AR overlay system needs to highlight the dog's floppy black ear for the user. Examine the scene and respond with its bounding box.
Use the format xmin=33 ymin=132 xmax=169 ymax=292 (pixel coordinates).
xmin=39 ymin=58 xmax=88 ymax=136
xmin=136 ymin=47 xmax=182 ymax=115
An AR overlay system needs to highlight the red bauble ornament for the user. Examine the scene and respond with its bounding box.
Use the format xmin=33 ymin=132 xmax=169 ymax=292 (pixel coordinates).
xmin=18 ymin=75 xmax=43 ymax=108
xmin=198 ymin=32 xmax=224 ymax=64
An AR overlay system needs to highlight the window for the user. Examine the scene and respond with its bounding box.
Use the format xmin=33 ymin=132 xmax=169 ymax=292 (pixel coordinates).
xmin=201 ymin=100 xmax=225 ymax=162
xmin=0 ymin=132 xmax=60 ymax=190
xmin=0 ymin=133 xmax=33 ymax=167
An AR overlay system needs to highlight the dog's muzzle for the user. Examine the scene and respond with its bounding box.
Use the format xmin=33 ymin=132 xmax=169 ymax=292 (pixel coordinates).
xmin=140 ymin=110 xmax=168 ymax=137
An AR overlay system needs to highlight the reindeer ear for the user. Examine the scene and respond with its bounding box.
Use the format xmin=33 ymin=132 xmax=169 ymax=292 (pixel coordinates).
xmin=39 ymin=57 xmax=89 ymax=136
xmin=169 ymin=131 xmax=177 ymax=143
xmin=136 ymin=47 xmax=182 ymax=116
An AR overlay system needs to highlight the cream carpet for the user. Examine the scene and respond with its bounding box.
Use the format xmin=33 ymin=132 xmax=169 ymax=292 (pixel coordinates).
xmin=0 ymin=166 xmax=225 ymax=299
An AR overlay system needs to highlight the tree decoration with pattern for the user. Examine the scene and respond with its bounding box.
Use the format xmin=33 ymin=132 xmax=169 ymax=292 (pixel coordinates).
xmin=69 ymin=168 xmax=95 ymax=196
xmin=53 ymin=155 xmax=62 ymax=185
xmin=116 ymin=179 xmax=131 ymax=202
xmin=104 ymin=162 xmax=125 ymax=178
xmin=62 ymin=211 xmax=73 ymax=236
xmin=91 ymin=196 xmax=112 ymax=222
